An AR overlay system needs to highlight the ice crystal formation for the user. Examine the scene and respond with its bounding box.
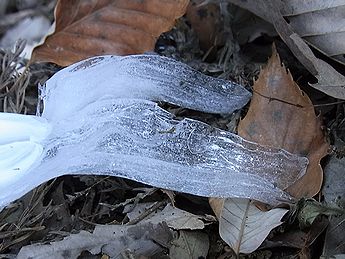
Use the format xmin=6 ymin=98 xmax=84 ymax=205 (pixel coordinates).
xmin=0 ymin=55 xmax=308 ymax=209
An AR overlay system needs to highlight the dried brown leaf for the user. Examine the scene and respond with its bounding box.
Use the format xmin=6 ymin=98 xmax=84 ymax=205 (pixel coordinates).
xmin=186 ymin=0 xmax=223 ymax=52
xmin=31 ymin=0 xmax=189 ymax=66
xmin=263 ymin=217 xmax=329 ymax=250
xmin=238 ymin=46 xmax=329 ymax=198
xmin=209 ymin=197 xmax=223 ymax=219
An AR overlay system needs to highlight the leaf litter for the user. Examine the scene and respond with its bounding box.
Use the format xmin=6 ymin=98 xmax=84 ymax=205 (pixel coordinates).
xmin=1 ymin=0 xmax=345 ymax=258
xmin=17 ymin=222 xmax=174 ymax=259
xmin=228 ymin=0 xmax=345 ymax=100
xmin=321 ymin=135 xmax=345 ymax=257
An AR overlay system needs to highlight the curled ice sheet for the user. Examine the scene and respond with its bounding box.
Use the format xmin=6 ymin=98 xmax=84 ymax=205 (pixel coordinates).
xmin=0 ymin=55 xmax=308 ymax=209
xmin=41 ymin=55 xmax=251 ymax=121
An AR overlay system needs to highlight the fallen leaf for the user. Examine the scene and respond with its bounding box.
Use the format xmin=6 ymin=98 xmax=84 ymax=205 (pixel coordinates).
xmin=230 ymin=6 xmax=276 ymax=45
xmin=263 ymin=217 xmax=329 ymax=254
xmin=209 ymin=197 xmax=223 ymax=220
xmin=169 ymin=230 xmax=209 ymax=259
xmin=218 ymin=198 xmax=288 ymax=254
xmin=186 ymin=0 xmax=223 ymax=52
xmin=228 ymin=0 xmax=345 ymax=100
xmin=279 ymin=0 xmax=345 ymax=66
xmin=322 ymin=141 xmax=345 ymax=256
xmin=321 ymin=138 xmax=345 ymax=206
xmin=289 ymin=33 xmax=345 ymax=100
xmin=296 ymin=198 xmax=343 ymax=229
xmin=323 ymin=213 xmax=345 ymax=257
xmin=127 ymin=203 xmax=207 ymax=230
xmin=160 ymin=189 xmax=176 ymax=206
xmin=31 ymin=0 xmax=189 ymax=66
xmin=17 ymin=222 xmax=173 ymax=259
xmin=238 ymin=45 xmax=329 ymax=198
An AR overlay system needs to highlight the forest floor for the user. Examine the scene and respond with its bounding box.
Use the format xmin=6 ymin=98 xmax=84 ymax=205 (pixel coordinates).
xmin=0 ymin=1 xmax=344 ymax=258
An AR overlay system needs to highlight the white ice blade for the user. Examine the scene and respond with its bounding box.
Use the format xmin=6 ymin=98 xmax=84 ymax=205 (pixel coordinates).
xmin=0 ymin=99 xmax=307 ymax=208
xmin=42 ymin=55 xmax=251 ymax=121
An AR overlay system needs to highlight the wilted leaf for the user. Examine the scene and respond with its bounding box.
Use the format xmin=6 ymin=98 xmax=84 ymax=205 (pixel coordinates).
xmin=228 ymin=0 xmax=345 ymax=100
xmin=169 ymin=230 xmax=209 ymax=259
xmin=263 ymin=217 xmax=329 ymax=253
xmin=280 ymin=0 xmax=345 ymax=65
xmin=127 ymin=203 xmax=208 ymax=230
xmin=186 ymin=0 xmax=223 ymax=52
xmin=17 ymin=222 xmax=173 ymax=259
xmin=322 ymin=143 xmax=345 ymax=256
xmin=161 ymin=189 xmax=176 ymax=206
xmin=147 ymin=204 xmax=207 ymax=230
xmin=322 ymin=138 xmax=345 ymax=205
xmin=31 ymin=0 xmax=189 ymax=66
xmin=238 ymin=46 xmax=329 ymax=198
xmin=230 ymin=6 xmax=277 ymax=46
xmin=289 ymin=34 xmax=345 ymax=100
xmin=209 ymin=197 xmax=223 ymax=220
xmin=323 ymin=214 xmax=345 ymax=257
xmin=297 ymin=199 xmax=343 ymax=229
xmin=218 ymin=198 xmax=287 ymax=254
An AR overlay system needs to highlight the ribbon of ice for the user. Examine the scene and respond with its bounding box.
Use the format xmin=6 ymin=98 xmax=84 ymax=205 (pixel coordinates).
xmin=0 ymin=55 xmax=308 ymax=209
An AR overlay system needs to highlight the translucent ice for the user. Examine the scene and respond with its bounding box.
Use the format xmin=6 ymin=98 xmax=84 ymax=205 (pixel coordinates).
xmin=0 ymin=55 xmax=308 ymax=209
xmin=41 ymin=55 xmax=252 ymax=121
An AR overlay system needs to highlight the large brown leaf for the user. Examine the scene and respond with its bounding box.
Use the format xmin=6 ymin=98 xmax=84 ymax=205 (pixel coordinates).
xmin=186 ymin=0 xmax=223 ymax=52
xmin=238 ymin=46 xmax=330 ymax=198
xmin=31 ymin=0 xmax=189 ymax=66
